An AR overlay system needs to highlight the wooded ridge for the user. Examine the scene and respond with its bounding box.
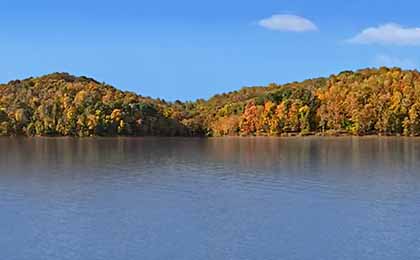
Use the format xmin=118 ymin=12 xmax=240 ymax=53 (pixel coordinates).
xmin=2 ymin=67 xmax=420 ymax=137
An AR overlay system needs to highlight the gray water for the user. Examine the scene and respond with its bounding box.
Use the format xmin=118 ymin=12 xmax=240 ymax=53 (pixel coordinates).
xmin=1 ymin=137 xmax=420 ymax=260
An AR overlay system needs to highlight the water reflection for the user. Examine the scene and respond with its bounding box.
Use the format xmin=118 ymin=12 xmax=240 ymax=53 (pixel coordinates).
xmin=1 ymin=137 xmax=420 ymax=260
xmin=2 ymin=136 xmax=420 ymax=173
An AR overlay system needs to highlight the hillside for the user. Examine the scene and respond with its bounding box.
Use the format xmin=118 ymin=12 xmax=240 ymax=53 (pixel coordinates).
xmin=2 ymin=67 xmax=420 ymax=137
xmin=175 ymin=67 xmax=420 ymax=137
xmin=0 ymin=73 xmax=197 ymax=137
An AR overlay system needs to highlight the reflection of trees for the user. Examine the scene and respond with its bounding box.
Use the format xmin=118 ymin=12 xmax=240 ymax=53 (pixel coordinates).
xmin=1 ymin=137 xmax=420 ymax=178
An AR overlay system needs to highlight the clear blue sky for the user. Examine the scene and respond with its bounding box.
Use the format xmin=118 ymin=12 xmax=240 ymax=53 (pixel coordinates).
xmin=1 ymin=0 xmax=420 ymax=100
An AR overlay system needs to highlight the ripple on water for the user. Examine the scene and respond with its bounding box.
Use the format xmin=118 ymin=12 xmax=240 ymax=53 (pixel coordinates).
xmin=1 ymin=137 xmax=420 ymax=260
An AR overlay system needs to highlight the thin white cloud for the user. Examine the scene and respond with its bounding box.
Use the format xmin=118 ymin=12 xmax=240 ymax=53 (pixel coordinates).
xmin=373 ymin=54 xmax=417 ymax=68
xmin=349 ymin=23 xmax=420 ymax=45
xmin=259 ymin=14 xmax=318 ymax=32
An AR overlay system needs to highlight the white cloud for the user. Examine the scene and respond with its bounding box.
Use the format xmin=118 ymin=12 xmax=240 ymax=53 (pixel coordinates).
xmin=349 ymin=23 xmax=420 ymax=45
xmin=373 ymin=54 xmax=417 ymax=68
xmin=258 ymin=14 xmax=318 ymax=32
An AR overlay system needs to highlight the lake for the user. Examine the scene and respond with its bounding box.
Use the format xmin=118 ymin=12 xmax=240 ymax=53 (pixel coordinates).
xmin=1 ymin=137 xmax=420 ymax=260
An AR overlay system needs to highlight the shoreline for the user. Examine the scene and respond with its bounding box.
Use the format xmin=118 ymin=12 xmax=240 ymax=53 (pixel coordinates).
xmin=0 ymin=134 xmax=419 ymax=139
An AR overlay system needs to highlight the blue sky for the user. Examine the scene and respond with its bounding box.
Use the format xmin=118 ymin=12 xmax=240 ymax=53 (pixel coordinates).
xmin=1 ymin=0 xmax=420 ymax=100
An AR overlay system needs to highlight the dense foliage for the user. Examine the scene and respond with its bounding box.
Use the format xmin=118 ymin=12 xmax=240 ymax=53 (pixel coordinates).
xmin=177 ymin=67 xmax=420 ymax=137
xmin=2 ymin=67 xmax=420 ymax=137
xmin=0 ymin=73 xmax=195 ymax=136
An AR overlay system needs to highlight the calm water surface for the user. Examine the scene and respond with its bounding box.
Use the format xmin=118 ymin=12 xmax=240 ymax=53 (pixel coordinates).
xmin=1 ymin=137 xmax=420 ymax=260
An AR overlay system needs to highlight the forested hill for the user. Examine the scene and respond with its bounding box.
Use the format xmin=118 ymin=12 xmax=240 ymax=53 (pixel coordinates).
xmin=0 ymin=73 xmax=198 ymax=137
xmin=2 ymin=67 xmax=420 ymax=137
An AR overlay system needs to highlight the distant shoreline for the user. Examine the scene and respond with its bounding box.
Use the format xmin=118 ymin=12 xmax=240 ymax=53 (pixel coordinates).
xmin=3 ymin=68 xmax=420 ymax=138
xmin=0 ymin=134 xmax=420 ymax=140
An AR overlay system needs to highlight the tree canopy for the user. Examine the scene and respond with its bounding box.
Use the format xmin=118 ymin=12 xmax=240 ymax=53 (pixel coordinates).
xmin=0 ymin=73 xmax=195 ymax=136
xmin=2 ymin=67 xmax=420 ymax=137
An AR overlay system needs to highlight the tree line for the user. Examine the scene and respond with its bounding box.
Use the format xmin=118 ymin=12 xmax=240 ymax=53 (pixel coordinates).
xmin=2 ymin=67 xmax=420 ymax=137
xmin=0 ymin=73 xmax=194 ymax=137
